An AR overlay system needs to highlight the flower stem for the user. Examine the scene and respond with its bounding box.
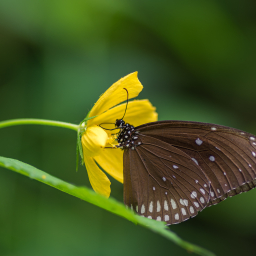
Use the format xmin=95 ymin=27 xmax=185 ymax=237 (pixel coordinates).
xmin=0 ymin=119 xmax=78 ymax=131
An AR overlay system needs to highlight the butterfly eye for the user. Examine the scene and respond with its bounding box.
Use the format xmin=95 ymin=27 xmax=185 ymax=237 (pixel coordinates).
xmin=115 ymin=119 xmax=125 ymax=128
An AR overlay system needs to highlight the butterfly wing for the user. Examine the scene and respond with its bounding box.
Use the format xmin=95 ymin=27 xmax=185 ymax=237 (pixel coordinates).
xmin=123 ymin=135 xmax=211 ymax=224
xmin=123 ymin=120 xmax=256 ymax=224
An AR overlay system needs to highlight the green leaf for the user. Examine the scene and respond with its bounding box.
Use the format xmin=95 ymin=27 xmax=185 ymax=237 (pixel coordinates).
xmin=0 ymin=156 xmax=214 ymax=256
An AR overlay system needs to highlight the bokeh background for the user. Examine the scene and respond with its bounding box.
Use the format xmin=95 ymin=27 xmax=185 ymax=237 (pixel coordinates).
xmin=1 ymin=1 xmax=256 ymax=255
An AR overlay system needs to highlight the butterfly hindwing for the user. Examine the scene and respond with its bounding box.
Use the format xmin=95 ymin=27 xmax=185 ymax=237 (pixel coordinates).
xmin=123 ymin=134 xmax=211 ymax=224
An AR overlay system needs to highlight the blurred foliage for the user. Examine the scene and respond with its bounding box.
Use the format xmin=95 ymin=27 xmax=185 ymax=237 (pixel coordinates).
xmin=1 ymin=1 xmax=256 ymax=255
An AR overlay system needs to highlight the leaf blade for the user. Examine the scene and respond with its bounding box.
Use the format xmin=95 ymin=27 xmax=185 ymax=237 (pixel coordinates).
xmin=0 ymin=156 xmax=214 ymax=256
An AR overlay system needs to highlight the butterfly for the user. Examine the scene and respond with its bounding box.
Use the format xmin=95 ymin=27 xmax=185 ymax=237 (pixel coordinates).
xmin=115 ymin=118 xmax=256 ymax=225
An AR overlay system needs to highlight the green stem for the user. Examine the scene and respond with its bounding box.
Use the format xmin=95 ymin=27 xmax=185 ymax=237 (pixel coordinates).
xmin=0 ymin=119 xmax=78 ymax=131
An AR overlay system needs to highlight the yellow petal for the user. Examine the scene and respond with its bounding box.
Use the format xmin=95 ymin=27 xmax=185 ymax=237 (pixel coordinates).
xmin=89 ymin=72 xmax=143 ymax=117
xmin=94 ymin=148 xmax=124 ymax=183
xmin=88 ymin=99 xmax=158 ymax=129
xmin=84 ymin=156 xmax=111 ymax=197
xmin=81 ymin=126 xmax=108 ymax=157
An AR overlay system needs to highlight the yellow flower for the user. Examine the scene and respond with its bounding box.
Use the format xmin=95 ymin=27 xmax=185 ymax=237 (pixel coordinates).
xmin=81 ymin=72 xmax=158 ymax=197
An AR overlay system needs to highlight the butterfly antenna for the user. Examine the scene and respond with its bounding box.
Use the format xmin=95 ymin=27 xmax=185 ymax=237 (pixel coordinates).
xmin=99 ymin=124 xmax=119 ymax=131
xmin=121 ymin=88 xmax=129 ymax=120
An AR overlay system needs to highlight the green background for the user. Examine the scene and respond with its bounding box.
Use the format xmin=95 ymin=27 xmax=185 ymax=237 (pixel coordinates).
xmin=1 ymin=1 xmax=256 ymax=255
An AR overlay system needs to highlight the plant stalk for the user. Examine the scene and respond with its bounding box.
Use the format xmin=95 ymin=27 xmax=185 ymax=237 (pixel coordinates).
xmin=0 ymin=119 xmax=78 ymax=131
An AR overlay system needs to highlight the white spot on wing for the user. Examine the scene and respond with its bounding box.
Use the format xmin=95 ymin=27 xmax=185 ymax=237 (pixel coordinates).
xmin=217 ymin=189 xmax=220 ymax=193
xmin=173 ymin=165 xmax=178 ymax=169
xmin=209 ymin=156 xmax=215 ymax=161
xmin=204 ymin=184 xmax=207 ymax=187
xmin=210 ymin=192 xmax=214 ymax=197
xmin=156 ymin=216 xmax=161 ymax=221
xmin=164 ymin=200 xmax=168 ymax=211
xmin=148 ymin=216 xmax=152 ymax=219
xmin=183 ymin=199 xmax=188 ymax=206
xmin=195 ymin=180 xmax=198 ymax=183
xmin=175 ymin=213 xmax=179 ymax=220
xmin=164 ymin=215 xmax=169 ymax=221
xmin=141 ymin=204 xmax=145 ymax=214
xmin=180 ymin=199 xmax=184 ymax=205
xmin=191 ymin=191 xmax=197 ymax=199
xmin=190 ymin=206 xmax=195 ymax=214
xmin=149 ymin=201 xmax=153 ymax=213
xmin=211 ymin=127 xmax=217 ymax=131
xmin=252 ymin=152 xmax=256 ymax=157
xmin=165 ymin=192 xmax=167 ymax=195
xmin=171 ymin=199 xmax=177 ymax=209
xmin=162 ymin=177 xmax=166 ymax=181
xmin=250 ymin=137 xmax=256 ymax=141
xmin=157 ymin=200 xmax=161 ymax=212
xmin=153 ymin=187 xmax=156 ymax=191
xmin=195 ymin=138 xmax=203 ymax=145
xmin=194 ymin=202 xmax=199 ymax=208
xmin=200 ymin=188 xmax=205 ymax=194
xmin=200 ymin=197 xmax=205 ymax=203
xmin=181 ymin=208 xmax=186 ymax=215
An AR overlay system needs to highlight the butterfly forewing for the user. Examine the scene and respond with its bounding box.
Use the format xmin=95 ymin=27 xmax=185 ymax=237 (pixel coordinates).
xmin=135 ymin=121 xmax=256 ymax=208
xmin=123 ymin=134 xmax=211 ymax=224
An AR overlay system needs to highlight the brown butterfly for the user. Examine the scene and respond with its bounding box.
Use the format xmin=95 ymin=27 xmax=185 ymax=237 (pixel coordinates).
xmin=115 ymin=118 xmax=256 ymax=225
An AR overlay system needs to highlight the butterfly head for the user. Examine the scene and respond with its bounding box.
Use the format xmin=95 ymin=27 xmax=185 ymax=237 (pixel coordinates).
xmin=115 ymin=119 xmax=126 ymax=128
